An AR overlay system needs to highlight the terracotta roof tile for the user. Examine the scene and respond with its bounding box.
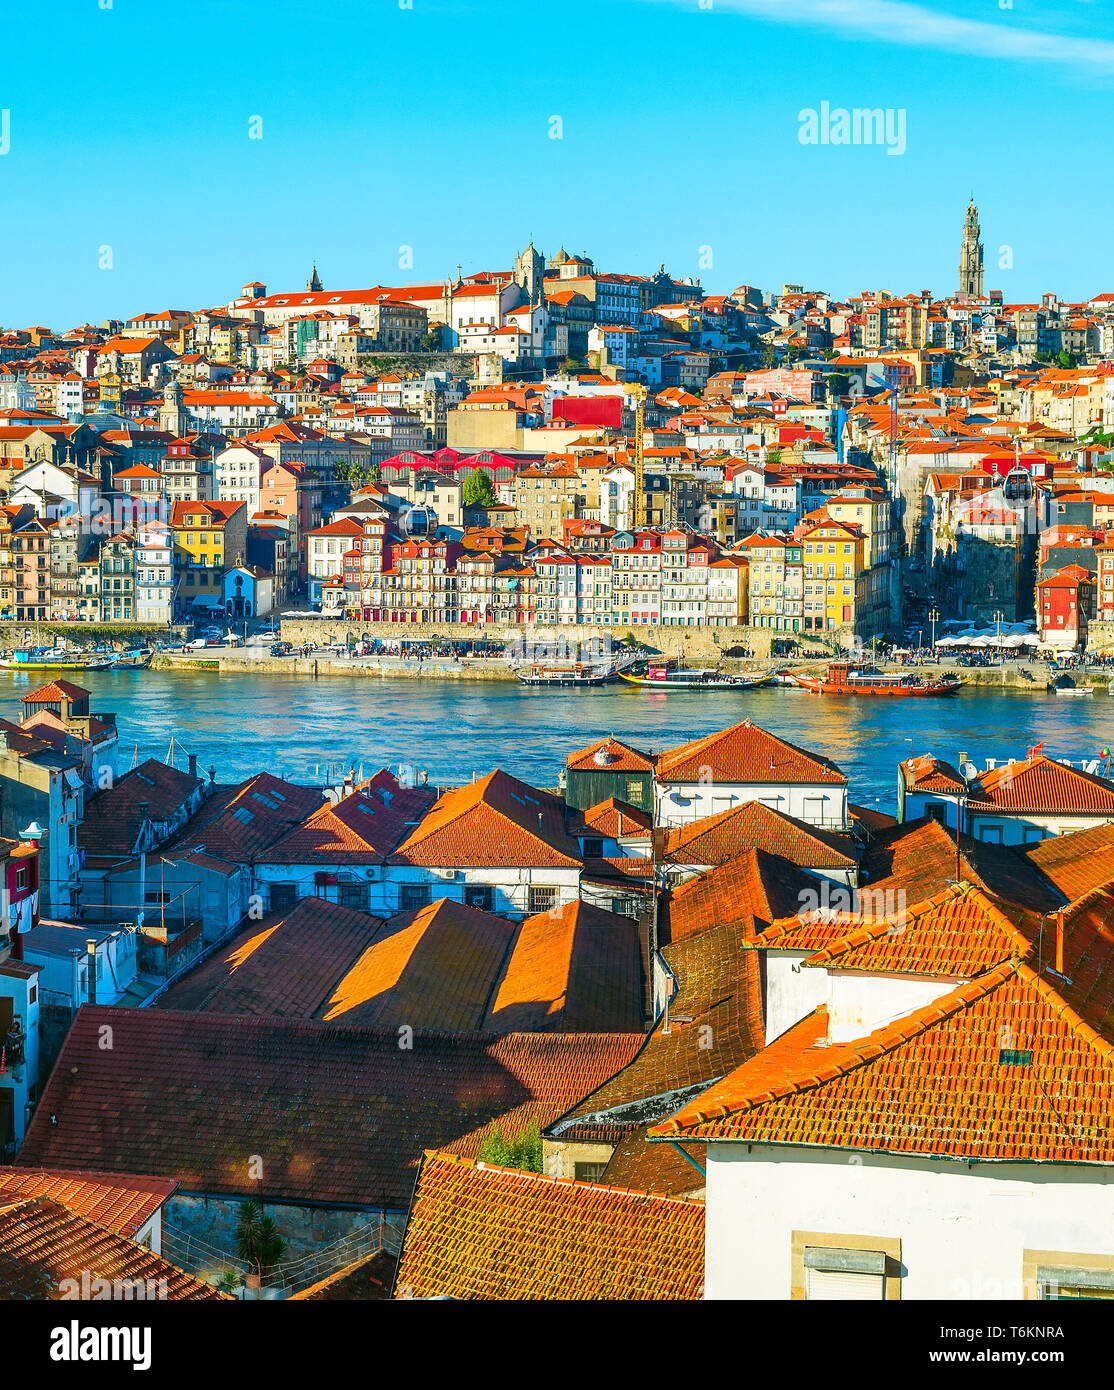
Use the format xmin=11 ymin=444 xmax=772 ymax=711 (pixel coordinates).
xmin=662 ymin=847 xmax=815 ymax=944
xmin=20 ymin=1008 xmax=642 ymax=1207
xmin=393 ymin=1152 xmax=704 ymax=1300
xmin=656 ymin=719 xmax=846 ymax=785
xmin=390 ymin=770 xmax=581 ymax=869
xmin=0 ymin=1197 xmax=224 ymax=1300
xmin=565 ymin=736 xmax=655 ymax=773
xmin=969 ymin=754 xmax=1114 ymax=815
xmin=155 ymin=897 xmax=383 ymax=1017
xmin=484 ymin=901 xmax=643 ymax=1034
xmin=660 ymin=800 xmax=856 ymax=870
xmin=652 ymin=961 xmax=1114 ymax=1161
xmin=568 ymin=797 xmax=653 ymax=838
xmin=172 ymin=772 xmax=322 ymax=861
xmin=321 ymin=899 xmax=515 ymax=1031
xmin=79 ymin=759 xmax=201 ymax=858
xmin=0 ymin=1167 xmax=176 ymax=1240
xmin=1024 ymin=822 xmax=1114 ymax=900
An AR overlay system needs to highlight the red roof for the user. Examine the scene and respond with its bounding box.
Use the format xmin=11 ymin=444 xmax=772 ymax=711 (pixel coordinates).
xmin=393 ymin=1152 xmax=704 ymax=1300
xmin=656 ymin=719 xmax=846 ymax=786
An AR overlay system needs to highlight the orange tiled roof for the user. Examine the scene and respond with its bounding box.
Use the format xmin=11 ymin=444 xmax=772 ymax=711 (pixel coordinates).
xmin=901 ymin=753 xmax=967 ymax=794
xmin=0 ymin=1167 xmax=176 ymax=1239
xmin=1023 ymin=822 xmax=1114 ymax=900
xmin=484 ymin=901 xmax=642 ymax=1034
xmin=663 ymin=847 xmax=819 ymax=945
xmin=969 ymin=755 xmax=1114 ymax=815
xmin=393 ymin=1152 xmax=705 ymax=1301
xmin=20 ymin=1007 xmax=643 ymax=1208
xmin=321 ymin=899 xmax=515 ymax=1031
xmin=798 ymin=883 xmax=1034 ymax=978
xmin=660 ymin=800 xmax=856 ymax=870
xmin=0 ymin=1197 xmax=224 ymax=1300
xmin=390 ymin=770 xmax=581 ymax=869
xmin=569 ymin=797 xmax=652 ymax=839
xmin=656 ymin=719 xmax=846 ymax=785
xmin=566 ymin=736 xmax=654 ymax=773
xmin=651 ymin=961 xmax=1114 ymax=1161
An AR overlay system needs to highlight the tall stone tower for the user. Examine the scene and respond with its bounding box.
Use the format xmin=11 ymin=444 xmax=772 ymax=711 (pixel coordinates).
xmin=307 ymin=264 xmax=324 ymax=292
xmin=958 ymin=200 xmax=984 ymax=299
xmin=159 ymin=379 xmax=184 ymax=436
xmin=514 ymin=242 xmax=545 ymax=302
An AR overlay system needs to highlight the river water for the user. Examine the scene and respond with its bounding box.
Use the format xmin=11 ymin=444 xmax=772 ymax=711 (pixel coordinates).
xmin=6 ymin=669 xmax=1112 ymax=813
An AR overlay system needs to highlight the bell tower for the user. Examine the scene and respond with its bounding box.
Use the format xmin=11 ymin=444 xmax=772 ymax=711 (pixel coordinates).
xmin=958 ymin=200 xmax=984 ymax=299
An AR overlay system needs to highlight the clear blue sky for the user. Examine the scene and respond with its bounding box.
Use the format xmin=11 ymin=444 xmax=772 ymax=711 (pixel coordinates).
xmin=1 ymin=0 xmax=1111 ymax=328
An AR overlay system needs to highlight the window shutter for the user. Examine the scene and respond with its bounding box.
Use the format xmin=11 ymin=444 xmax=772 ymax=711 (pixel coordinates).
xmin=805 ymin=1267 xmax=885 ymax=1300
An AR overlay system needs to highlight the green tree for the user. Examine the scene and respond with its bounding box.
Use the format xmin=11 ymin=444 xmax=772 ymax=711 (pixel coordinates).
xmin=766 ymin=447 xmax=783 ymax=467
xmin=420 ymin=327 xmax=441 ymax=351
xmin=235 ymin=1200 xmax=287 ymax=1285
xmin=477 ymin=1120 xmax=543 ymax=1172
xmin=463 ymin=467 xmax=496 ymax=509
xmin=825 ymin=373 xmax=850 ymax=397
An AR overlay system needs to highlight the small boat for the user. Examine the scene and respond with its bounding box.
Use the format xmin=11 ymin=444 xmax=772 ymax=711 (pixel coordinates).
xmin=795 ymin=661 xmax=963 ymax=697
xmin=516 ymin=660 xmax=617 ymax=687
xmin=0 ymin=647 xmax=102 ymax=671
xmin=1054 ymin=686 xmax=1093 ymax=698
xmin=620 ymin=664 xmax=772 ymax=690
xmin=112 ymin=648 xmax=153 ymax=669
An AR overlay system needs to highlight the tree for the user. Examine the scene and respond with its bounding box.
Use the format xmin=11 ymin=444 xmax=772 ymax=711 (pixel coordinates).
xmin=825 ymin=373 xmax=850 ymax=398
xmin=462 ymin=467 xmax=495 ymax=509
xmin=420 ymin=328 xmax=441 ymax=352
xmin=477 ymin=1120 xmax=543 ymax=1172
xmin=235 ymin=1199 xmax=287 ymax=1286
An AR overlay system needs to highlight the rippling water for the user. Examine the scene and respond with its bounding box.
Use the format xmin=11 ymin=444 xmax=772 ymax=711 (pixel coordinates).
xmin=7 ymin=669 xmax=1112 ymax=812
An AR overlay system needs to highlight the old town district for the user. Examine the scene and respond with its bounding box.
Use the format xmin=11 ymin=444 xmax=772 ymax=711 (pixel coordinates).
xmin=1 ymin=214 xmax=1114 ymax=649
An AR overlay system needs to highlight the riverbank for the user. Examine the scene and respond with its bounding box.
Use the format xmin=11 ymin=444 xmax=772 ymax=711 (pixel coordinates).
xmin=148 ymin=648 xmax=1114 ymax=692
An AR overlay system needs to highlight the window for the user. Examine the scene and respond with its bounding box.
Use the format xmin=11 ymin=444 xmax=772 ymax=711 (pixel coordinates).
xmin=574 ymin=1161 xmax=607 ymax=1182
xmin=400 ymin=884 xmax=431 ymax=912
xmin=625 ymin=779 xmax=644 ymax=804
xmin=1026 ymin=1251 xmax=1114 ymax=1300
xmin=528 ymin=885 xmax=558 ymax=914
xmin=793 ymin=1232 xmax=902 ymax=1300
xmin=269 ymin=883 xmax=297 ymax=911
xmin=582 ymin=837 xmax=605 ymax=858
xmin=338 ymin=883 xmax=369 ymax=912
xmin=463 ymin=884 xmax=494 ymax=911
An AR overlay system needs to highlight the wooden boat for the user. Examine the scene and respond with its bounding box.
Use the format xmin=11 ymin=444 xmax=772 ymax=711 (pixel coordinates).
xmin=620 ymin=664 xmax=772 ymax=690
xmin=794 ymin=661 xmax=962 ymax=697
xmin=0 ymin=647 xmax=103 ymax=672
xmin=516 ymin=660 xmax=617 ymax=687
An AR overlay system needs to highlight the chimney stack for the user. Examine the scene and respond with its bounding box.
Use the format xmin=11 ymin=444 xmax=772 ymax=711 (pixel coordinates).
xmin=1055 ymin=909 xmax=1065 ymax=976
xmin=188 ymin=753 xmax=198 ymax=780
xmin=86 ymin=938 xmax=98 ymax=1006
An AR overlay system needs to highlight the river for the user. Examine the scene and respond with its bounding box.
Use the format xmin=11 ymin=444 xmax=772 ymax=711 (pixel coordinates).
xmin=6 ymin=669 xmax=1112 ymax=813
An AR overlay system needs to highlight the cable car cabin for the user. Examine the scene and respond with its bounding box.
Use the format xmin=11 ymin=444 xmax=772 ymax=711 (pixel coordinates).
xmin=1002 ymin=467 xmax=1034 ymax=504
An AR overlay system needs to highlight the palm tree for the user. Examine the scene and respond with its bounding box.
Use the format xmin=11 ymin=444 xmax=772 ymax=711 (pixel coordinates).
xmin=235 ymin=1199 xmax=287 ymax=1287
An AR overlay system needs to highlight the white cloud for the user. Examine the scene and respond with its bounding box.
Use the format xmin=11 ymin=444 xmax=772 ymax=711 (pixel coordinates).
xmin=669 ymin=0 xmax=1114 ymax=74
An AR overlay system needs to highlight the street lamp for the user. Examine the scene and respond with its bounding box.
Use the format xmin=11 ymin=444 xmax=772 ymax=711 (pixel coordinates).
xmin=929 ymin=605 xmax=940 ymax=655
xmin=993 ymin=608 xmax=1004 ymax=667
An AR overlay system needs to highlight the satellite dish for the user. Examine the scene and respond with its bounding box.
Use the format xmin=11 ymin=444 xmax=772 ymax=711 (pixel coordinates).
xmin=960 ymin=762 xmax=978 ymax=781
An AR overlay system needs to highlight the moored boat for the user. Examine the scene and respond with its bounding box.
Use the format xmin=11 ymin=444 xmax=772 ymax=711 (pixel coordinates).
xmin=619 ymin=663 xmax=772 ymax=690
xmin=0 ymin=647 xmax=104 ymax=671
xmin=794 ymin=661 xmax=962 ymax=697
xmin=516 ymin=660 xmax=616 ymax=687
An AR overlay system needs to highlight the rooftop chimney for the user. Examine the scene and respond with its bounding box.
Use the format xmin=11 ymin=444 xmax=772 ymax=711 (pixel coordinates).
xmin=1055 ymin=909 xmax=1065 ymax=977
xmin=188 ymin=753 xmax=198 ymax=780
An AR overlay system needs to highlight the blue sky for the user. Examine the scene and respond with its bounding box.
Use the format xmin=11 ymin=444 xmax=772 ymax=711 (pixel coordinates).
xmin=1 ymin=0 xmax=1111 ymax=327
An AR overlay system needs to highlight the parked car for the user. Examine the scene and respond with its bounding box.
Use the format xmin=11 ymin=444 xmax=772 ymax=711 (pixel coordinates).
xmin=270 ymin=641 xmax=293 ymax=656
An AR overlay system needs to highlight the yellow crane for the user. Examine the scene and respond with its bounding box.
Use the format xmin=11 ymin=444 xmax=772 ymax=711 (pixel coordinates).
xmin=631 ymin=383 xmax=646 ymax=529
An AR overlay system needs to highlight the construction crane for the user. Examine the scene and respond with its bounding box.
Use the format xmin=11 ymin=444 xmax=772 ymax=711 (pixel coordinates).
xmin=631 ymin=384 xmax=646 ymax=529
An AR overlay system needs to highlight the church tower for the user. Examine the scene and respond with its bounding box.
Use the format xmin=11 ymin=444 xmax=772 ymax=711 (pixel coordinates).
xmin=514 ymin=242 xmax=545 ymax=303
xmin=958 ymin=200 xmax=984 ymax=299
xmin=307 ymin=264 xmax=324 ymax=292
xmin=159 ymin=379 xmax=184 ymax=437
